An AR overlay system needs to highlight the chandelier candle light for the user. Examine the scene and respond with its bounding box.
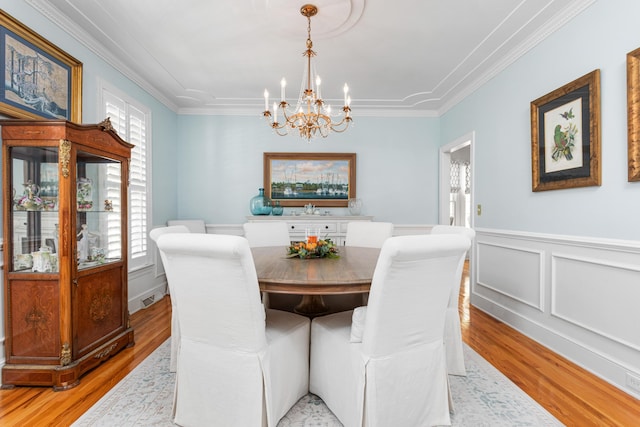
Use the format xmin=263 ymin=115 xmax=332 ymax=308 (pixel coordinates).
xmin=263 ymin=4 xmax=352 ymax=141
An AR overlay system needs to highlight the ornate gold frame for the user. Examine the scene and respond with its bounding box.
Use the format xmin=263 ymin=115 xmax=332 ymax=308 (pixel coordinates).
xmin=627 ymin=47 xmax=640 ymax=182
xmin=530 ymin=70 xmax=601 ymax=191
xmin=0 ymin=9 xmax=82 ymax=122
xmin=263 ymin=152 xmax=356 ymax=207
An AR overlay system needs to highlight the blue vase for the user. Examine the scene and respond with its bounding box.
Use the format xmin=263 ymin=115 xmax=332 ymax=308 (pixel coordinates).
xmin=272 ymin=200 xmax=284 ymax=216
xmin=250 ymin=188 xmax=272 ymax=215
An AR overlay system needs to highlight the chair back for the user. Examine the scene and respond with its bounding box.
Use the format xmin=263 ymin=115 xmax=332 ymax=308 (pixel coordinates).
xmin=362 ymin=234 xmax=470 ymax=357
xmin=431 ymin=224 xmax=475 ymax=299
xmin=150 ymin=225 xmax=190 ymax=242
xmin=156 ymin=233 xmax=267 ymax=352
xmin=345 ymin=221 xmax=394 ymax=248
xmin=431 ymin=224 xmax=476 ymax=244
xmin=243 ymin=221 xmax=290 ymax=247
xmin=167 ymin=219 xmax=206 ymax=233
xmin=149 ymin=225 xmax=190 ymax=273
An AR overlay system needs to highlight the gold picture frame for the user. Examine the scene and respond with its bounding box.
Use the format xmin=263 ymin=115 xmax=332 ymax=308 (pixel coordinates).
xmin=0 ymin=9 xmax=82 ymax=122
xmin=627 ymin=47 xmax=640 ymax=182
xmin=530 ymin=70 xmax=601 ymax=191
xmin=263 ymin=152 xmax=356 ymax=207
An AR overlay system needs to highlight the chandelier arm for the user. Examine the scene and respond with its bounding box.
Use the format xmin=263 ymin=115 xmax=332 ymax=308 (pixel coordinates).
xmin=273 ymin=125 xmax=289 ymax=136
xmin=329 ymin=117 xmax=353 ymax=133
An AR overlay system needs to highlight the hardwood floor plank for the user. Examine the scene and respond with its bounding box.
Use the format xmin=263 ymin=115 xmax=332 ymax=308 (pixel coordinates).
xmin=459 ymin=264 xmax=640 ymax=427
xmin=0 ymin=265 xmax=638 ymax=426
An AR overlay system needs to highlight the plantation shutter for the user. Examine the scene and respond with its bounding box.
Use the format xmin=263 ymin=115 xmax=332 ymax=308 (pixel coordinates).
xmin=103 ymin=88 xmax=150 ymax=269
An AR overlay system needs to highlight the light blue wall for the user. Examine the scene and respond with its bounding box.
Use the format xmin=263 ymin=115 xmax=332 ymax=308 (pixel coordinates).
xmin=0 ymin=2 xmax=179 ymax=226
xmin=176 ymin=115 xmax=440 ymax=224
xmin=441 ymin=0 xmax=640 ymax=240
xmin=5 ymin=0 xmax=639 ymax=239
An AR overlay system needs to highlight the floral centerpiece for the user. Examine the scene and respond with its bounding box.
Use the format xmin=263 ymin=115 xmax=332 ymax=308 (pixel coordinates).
xmin=287 ymin=238 xmax=339 ymax=259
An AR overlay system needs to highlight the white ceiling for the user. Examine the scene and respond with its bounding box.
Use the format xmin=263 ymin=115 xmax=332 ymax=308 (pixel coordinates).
xmin=26 ymin=0 xmax=594 ymax=116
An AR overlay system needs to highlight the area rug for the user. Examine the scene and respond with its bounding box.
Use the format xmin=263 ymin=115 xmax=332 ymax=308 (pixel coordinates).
xmin=72 ymin=340 xmax=563 ymax=426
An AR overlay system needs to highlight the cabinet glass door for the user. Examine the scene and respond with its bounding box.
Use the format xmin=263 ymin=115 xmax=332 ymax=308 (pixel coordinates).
xmin=10 ymin=146 xmax=59 ymax=273
xmin=76 ymin=151 xmax=122 ymax=270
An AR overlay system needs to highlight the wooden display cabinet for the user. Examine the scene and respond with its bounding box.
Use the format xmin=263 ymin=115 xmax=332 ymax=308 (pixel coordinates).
xmin=1 ymin=119 xmax=135 ymax=390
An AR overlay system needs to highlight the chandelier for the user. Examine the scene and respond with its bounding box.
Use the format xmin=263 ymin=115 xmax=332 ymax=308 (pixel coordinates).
xmin=263 ymin=4 xmax=352 ymax=141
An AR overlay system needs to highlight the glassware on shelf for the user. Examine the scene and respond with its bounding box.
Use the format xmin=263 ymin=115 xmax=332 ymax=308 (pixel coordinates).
xmin=32 ymin=246 xmax=53 ymax=272
xmin=14 ymin=253 xmax=33 ymax=270
xmin=16 ymin=180 xmax=44 ymax=211
xmin=77 ymin=178 xmax=93 ymax=211
xmin=348 ymin=198 xmax=363 ymax=215
xmin=250 ymin=188 xmax=273 ymax=215
xmin=303 ymin=203 xmax=315 ymax=215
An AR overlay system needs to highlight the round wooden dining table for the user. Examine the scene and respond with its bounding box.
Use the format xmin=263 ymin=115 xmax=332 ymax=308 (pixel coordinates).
xmin=251 ymin=245 xmax=380 ymax=316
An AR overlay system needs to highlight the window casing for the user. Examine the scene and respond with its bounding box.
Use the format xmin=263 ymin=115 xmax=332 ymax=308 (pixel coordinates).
xmin=99 ymin=82 xmax=151 ymax=270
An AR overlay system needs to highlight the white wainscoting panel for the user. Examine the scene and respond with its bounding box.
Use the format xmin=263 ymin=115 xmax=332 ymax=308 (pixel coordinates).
xmin=472 ymin=228 xmax=640 ymax=399
xmin=552 ymin=254 xmax=640 ymax=352
xmin=477 ymin=242 xmax=544 ymax=310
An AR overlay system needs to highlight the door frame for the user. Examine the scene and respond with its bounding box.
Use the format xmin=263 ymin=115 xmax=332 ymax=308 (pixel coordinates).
xmin=439 ymin=131 xmax=475 ymax=229
xmin=439 ymin=131 xmax=476 ymax=285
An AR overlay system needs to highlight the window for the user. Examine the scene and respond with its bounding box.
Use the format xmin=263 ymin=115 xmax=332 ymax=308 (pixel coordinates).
xmin=100 ymin=82 xmax=152 ymax=270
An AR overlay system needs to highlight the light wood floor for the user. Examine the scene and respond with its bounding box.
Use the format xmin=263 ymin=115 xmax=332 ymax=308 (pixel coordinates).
xmin=0 ymin=264 xmax=638 ymax=426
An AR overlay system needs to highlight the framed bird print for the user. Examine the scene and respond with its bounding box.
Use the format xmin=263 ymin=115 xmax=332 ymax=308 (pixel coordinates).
xmin=627 ymin=47 xmax=640 ymax=182
xmin=530 ymin=70 xmax=601 ymax=191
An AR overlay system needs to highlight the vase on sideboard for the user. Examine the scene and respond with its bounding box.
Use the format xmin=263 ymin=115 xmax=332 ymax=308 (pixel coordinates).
xmin=272 ymin=200 xmax=284 ymax=216
xmin=348 ymin=198 xmax=362 ymax=215
xmin=250 ymin=188 xmax=273 ymax=215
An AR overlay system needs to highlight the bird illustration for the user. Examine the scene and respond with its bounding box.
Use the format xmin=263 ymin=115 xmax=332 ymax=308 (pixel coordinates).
xmin=552 ymin=124 xmax=574 ymax=161
xmin=560 ymin=108 xmax=574 ymax=120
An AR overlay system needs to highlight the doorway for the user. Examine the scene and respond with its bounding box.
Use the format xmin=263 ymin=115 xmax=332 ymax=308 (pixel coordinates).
xmin=439 ymin=132 xmax=474 ymax=229
xmin=439 ymin=131 xmax=476 ymax=299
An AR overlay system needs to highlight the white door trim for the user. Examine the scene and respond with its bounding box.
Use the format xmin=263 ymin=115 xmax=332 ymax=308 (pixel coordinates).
xmin=439 ymin=131 xmax=475 ymax=228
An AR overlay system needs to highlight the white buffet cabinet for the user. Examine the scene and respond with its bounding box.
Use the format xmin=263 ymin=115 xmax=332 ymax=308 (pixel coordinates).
xmin=246 ymin=215 xmax=373 ymax=245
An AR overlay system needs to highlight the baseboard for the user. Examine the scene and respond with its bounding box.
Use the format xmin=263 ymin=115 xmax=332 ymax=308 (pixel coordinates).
xmin=128 ymin=285 xmax=166 ymax=315
xmin=472 ymin=227 xmax=640 ymax=399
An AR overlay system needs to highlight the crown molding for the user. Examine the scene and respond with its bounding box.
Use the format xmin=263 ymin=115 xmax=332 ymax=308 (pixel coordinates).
xmin=25 ymin=0 xmax=179 ymax=112
xmin=26 ymin=0 xmax=596 ymax=119
xmin=438 ymin=0 xmax=597 ymax=115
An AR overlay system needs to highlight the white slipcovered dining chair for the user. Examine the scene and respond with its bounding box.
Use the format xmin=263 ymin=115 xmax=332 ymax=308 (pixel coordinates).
xmin=345 ymin=221 xmax=394 ymax=305
xmin=310 ymin=234 xmax=471 ymax=427
xmin=243 ymin=221 xmax=291 ymax=247
xmin=149 ymin=225 xmax=190 ymax=373
xmin=156 ymin=233 xmax=310 ymax=427
xmin=431 ymin=225 xmax=476 ymax=376
xmin=345 ymin=221 xmax=394 ymax=248
xmin=243 ymin=221 xmax=291 ymax=308
xmin=167 ymin=219 xmax=206 ymax=234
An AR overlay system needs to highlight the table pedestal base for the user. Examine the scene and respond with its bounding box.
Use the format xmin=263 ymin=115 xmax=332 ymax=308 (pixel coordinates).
xmin=294 ymin=295 xmax=329 ymax=317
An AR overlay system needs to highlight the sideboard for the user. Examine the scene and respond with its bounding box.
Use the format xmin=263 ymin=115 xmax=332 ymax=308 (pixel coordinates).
xmin=246 ymin=215 xmax=373 ymax=245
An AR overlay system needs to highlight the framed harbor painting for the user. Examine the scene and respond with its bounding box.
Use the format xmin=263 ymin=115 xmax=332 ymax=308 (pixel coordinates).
xmin=627 ymin=47 xmax=640 ymax=182
xmin=264 ymin=152 xmax=356 ymax=207
xmin=530 ymin=70 xmax=601 ymax=191
xmin=0 ymin=9 xmax=82 ymax=122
